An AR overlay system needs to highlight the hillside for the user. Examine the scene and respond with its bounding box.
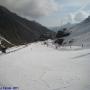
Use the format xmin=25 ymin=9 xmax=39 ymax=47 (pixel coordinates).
xmin=64 ymin=16 xmax=90 ymax=48
xmin=0 ymin=6 xmax=54 ymax=47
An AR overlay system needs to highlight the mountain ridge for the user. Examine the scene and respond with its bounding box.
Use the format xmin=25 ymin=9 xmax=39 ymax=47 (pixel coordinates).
xmin=0 ymin=5 xmax=54 ymax=47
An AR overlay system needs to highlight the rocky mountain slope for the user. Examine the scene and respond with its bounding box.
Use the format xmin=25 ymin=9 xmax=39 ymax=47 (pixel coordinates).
xmin=0 ymin=6 xmax=54 ymax=47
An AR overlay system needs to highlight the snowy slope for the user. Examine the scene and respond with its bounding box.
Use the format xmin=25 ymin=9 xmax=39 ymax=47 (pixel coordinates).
xmin=0 ymin=42 xmax=90 ymax=90
xmin=65 ymin=16 xmax=90 ymax=47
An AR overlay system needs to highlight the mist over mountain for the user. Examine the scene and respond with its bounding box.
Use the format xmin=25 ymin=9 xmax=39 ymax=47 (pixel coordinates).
xmin=50 ymin=23 xmax=75 ymax=32
xmin=0 ymin=6 xmax=54 ymax=47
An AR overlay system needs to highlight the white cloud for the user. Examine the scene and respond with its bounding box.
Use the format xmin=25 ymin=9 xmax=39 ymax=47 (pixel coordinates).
xmin=64 ymin=11 xmax=89 ymax=25
xmin=66 ymin=14 xmax=75 ymax=23
xmin=0 ymin=0 xmax=58 ymax=18
xmin=65 ymin=0 xmax=90 ymax=3
xmin=74 ymin=11 xmax=89 ymax=22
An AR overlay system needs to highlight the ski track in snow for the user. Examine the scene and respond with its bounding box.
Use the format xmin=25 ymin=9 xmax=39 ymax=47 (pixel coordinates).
xmin=0 ymin=42 xmax=90 ymax=90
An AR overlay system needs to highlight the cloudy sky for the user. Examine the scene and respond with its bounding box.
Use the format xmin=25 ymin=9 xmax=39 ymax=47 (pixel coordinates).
xmin=0 ymin=0 xmax=90 ymax=27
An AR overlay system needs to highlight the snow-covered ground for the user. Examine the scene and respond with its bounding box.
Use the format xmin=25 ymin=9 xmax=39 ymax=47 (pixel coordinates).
xmin=0 ymin=42 xmax=90 ymax=90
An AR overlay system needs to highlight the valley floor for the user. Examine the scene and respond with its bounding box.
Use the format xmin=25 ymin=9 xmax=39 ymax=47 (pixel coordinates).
xmin=0 ymin=42 xmax=90 ymax=90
